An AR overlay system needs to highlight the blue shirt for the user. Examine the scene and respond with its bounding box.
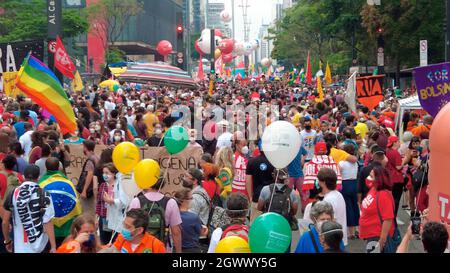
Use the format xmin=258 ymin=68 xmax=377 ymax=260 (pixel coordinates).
xmin=13 ymin=122 xmax=26 ymax=139
xmin=295 ymin=224 xmax=345 ymax=253
xmin=288 ymin=146 xmax=307 ymax=178
xmin=14 ymin=110 xmax=38 ymax=128
xmin=128 ymin=124 xmax=138 ymax=137
xmin=180 ymin=211 xmax=202 ymax=249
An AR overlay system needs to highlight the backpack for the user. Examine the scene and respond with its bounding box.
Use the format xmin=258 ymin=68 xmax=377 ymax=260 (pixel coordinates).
xmin=0 ymin=171 xmax=20 ymax=203
xmin=76 ymin=158 xmax=95 ymax=198
xmin=138 ymin=193 xmax=170 ymax=245
xmin=264 ymin=184 xmax=292 ymax=221
xmin=221 ymin=224 xmax=249 ymax=242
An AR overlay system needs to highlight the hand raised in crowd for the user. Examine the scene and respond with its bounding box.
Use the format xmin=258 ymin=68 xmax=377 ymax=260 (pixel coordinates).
xmin=75 ymin=232 xmax=91 ymax=244
xmin=103 ymin=192 xmax=114 ymax=205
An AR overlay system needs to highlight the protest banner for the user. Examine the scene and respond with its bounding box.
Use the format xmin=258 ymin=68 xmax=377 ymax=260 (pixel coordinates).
xmin=413 ymin=62 xmax=450 ymax=117
xmin=0 ymin=40 xmax=44 ymax=88
xmin=65 ymin=145 xmax=203 ymax=197
xmin=356 ymin=75 xmax=384 ymax=111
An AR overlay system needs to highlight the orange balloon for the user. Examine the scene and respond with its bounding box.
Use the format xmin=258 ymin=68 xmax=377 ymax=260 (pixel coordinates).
xmin=215 ymin=49 xmax=222 ymax=59
xmin=429 ymin=103 xmax=450 ymax=236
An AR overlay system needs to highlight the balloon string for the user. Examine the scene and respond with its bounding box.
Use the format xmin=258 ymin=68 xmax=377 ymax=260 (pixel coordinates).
xmin=267 ymin=169 xmax=280 ymax=212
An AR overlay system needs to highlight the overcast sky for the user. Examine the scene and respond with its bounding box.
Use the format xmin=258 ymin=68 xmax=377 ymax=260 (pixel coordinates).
xmin=219 ymin=0 xmax=279 ymax=41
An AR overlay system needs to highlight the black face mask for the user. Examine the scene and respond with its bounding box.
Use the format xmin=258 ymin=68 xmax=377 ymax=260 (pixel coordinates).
xmin=182 ymin=178 xmax=194 ymax=190
xmin=305 ymin=125 xmax=312 ymax=131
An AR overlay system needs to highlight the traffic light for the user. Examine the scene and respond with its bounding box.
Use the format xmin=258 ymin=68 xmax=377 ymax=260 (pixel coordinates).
xmin=176 ymin=25 xmax=183 ymax=38
xmin=176 ymin=23 xmax=184 ymax=69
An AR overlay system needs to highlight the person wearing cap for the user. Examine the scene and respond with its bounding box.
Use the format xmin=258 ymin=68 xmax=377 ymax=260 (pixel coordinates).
xmin=124 ymin=106 xmax=136 ymax=127
xmin=411 ymin=115 xmax=433 ymax=137
xmin=385 ymin=135 xmax=406 ymax=218
xmin=143 ymin=104 xmax=158 ymax=136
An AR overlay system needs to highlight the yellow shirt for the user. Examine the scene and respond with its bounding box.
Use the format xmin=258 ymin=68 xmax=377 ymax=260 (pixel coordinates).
xmin=354 ymin=122 xmax=369 ymax=139
xmin=143 ymin=112 xmax=158 ymax=136
xmin=292 ymin=113 xmax=302 ymax=126
xmin=330 ymin=148 xmax=351 ymax=164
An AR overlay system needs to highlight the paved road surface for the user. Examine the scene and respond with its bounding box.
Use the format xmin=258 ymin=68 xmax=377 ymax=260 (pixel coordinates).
xmin=291 ymin=195 xmax=424 ymax=253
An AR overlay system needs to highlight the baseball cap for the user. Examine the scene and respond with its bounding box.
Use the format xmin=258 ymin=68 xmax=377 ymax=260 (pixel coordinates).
xmin=315 ymin=142 xmax=328 ymax=155
xmin=387 ymin=136 xmax=399 ymax=148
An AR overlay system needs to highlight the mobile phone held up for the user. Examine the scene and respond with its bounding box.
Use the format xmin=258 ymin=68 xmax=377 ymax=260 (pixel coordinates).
xmin=411 ymin=216 xmax=421 ymax=235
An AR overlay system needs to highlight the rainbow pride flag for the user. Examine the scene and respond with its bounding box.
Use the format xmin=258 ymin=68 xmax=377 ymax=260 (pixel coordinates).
xmin=16 ymin=55 xmax=77 ymax=134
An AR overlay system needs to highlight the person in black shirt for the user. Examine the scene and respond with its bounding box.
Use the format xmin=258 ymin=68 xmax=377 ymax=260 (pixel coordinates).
xmin=147 ymin=123 xmax=165 ymax=147
xmin=357 ymin=146 xmax=388 ymax=206
xmin=246 ymin=150 xmax=275 ymax=222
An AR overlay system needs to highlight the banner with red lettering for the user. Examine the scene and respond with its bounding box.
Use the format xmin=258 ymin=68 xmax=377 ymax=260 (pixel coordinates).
xmin=55 ymin=36 xmax=76 ymax=79
xmin=303 ymin=155 xmax=342 ymax=190
xmin=356 ymin=75 xmax=384 ymax=111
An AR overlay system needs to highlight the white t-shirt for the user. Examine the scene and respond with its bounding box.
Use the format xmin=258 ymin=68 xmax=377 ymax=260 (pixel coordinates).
xmin=207 ymin=228 xmax=224 ymax=253
xmin=301 ymin=130 xmax=317 ymax=160
xmin=19 ymin=130 xmax=34 ymax=161
xmin=7 ymin=182 xmax=55 ymax=253
xmin=216 ymin=132 xmax=233 ymax=149
xmin=324 ymin=190 xmax=348 ymax=246
xmin=104 ymin=100 xmax=116 ymax=115
xmin=125 ymin=114 xmax=136 ymax=126
xmin=339 ymin=161 xmax=358 ymax=180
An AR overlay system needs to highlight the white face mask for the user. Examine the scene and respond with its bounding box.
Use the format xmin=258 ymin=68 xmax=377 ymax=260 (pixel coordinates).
xmin=95 ymin=125 xmax=101 ymax=131
xmin=241 ymin=146 xmax=249 ymax=155
xmin=155 ymin=129 xmax=162 ymax=135
xmin=114 ymin=136 xmax=122 ymax=142
xmin=189 ymin=137 xmax=196 ymax=143
xmin=89 ymin=128 xmax=95 ymax=134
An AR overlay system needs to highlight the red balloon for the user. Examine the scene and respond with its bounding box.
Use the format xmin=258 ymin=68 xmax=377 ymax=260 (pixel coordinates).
xmin=218 ymin=39 xmax=234 ymax=55
xmin=222 ymin=53 xmax=234 ymax=63
xmin=215 ymin=29 xmax=223 ymax=38
xmin=156 ymin=40 xmax=173 ymax=56
xmin=195 ymin=39 xmax=205 ymax=55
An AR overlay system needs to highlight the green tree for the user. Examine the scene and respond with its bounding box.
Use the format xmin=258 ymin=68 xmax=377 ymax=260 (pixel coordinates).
xmin=86 ymin=0 xmax=144 ymax=59
xmin=0 ymin=0 xmax=88 ymax=43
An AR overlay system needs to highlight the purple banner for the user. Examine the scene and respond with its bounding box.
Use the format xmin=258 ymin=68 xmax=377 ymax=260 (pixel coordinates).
xmin=414 ymin=62 xmax=450 ymax=117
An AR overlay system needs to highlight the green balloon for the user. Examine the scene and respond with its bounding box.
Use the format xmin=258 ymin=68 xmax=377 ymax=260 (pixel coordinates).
xmin=163 ymin=126 xmax=189 ymax=155
xmin=112 ymin=84 xmax=120 ymax=92
xmin=249 ymin=213 xmax=292 ymax=253
xmin=134 ymin=138 xmax=145 ymax=147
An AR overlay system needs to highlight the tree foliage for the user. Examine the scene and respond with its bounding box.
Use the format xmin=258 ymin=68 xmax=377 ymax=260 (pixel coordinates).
xmin=0 ymin=0 xmax=88 ymax=43
xmin=271 ymin=0 xmax=445 ymax=76
xmin=86 ymin=0 xmax=144 ymax=50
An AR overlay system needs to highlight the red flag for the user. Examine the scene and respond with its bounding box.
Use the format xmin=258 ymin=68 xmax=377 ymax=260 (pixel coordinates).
xmin=306 ymin=51 xmax=312 ymax=85
xmin=197 ymin=55 xmax=204 ymax=81
xmin=55 ymin=36 xmax=76 ymax=79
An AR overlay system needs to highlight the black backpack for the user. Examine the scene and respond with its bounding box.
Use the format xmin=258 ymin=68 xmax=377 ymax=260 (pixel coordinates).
xmin=264 ymin=184 xmax=292 ymax=221
xmin=138 ymin=193 xmax=170 ymax=245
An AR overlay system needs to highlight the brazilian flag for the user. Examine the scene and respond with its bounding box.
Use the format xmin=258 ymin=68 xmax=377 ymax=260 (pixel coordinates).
xmin=39 ymin=171 xmax=82 ymax=228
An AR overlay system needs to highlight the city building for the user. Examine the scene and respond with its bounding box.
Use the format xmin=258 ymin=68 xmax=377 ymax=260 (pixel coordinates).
xmin=206 ymin=0 xmax=231 ymax=38
xmin=71 ymin=0 xmax=184 ymax=73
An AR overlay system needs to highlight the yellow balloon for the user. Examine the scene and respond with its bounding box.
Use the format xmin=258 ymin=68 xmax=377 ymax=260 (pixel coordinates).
xmin=216 ymin=236 xmax=251 ymax=253
xmin=134 ymin=159 xmax=161 ymax=190
xmin=215 ymin=48 xmax=222 ymax=59
xmin=112 ymin=142 xmax=140 ymax=174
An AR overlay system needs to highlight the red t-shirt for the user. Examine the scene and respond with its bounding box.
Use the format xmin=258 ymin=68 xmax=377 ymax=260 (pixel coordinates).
xmin=359 ymin=188 xmax=395 ymax=239
xmin=0 ymin=170 xmax=25 ymax=199
xmin=386 ymin=148 xmax=403 ymax=183
xmin=203 ymin=180 xmax=221 ymax=200
xmin=232 ymin=152 xmax=249 ymax=198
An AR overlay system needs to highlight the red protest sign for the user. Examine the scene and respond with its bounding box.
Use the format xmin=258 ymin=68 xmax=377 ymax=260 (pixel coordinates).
xmin=356 ymin=75 xmax=384 ymax=111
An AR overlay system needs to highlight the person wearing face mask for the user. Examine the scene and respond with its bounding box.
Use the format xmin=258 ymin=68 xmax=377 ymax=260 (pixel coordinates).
xmin=56 ymin=214 xmax=103 ymax=253
xmin=111 ymin=130 xmax=124 ymax=146
xmin=147 ymin=123 xmax=165 ymax=147
xmin=300 ymin=117 xmax=318 ymax=163
xmin=187 ymin=129 xmax=203 ymax=151
xmin=295 ymin=201 xmax=345 ymax=253
xmin=231 ymin=132 xmax=250 ymax=199
xmin=106 ymin=209 xmax=166 ymax=253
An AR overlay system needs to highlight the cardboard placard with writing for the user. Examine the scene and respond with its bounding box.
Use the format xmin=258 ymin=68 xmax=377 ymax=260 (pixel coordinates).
xmin=65 ymin=145 xmax=203 ymax=197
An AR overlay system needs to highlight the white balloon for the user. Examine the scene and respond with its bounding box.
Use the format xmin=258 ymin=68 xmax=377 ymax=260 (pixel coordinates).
xmin=261 ymin=58 xmax=272 ymax=68
xmin=262 ymin=121 xmax=302 ymax=169
xmin=118 ymin=172 xmax=142 ymax=199
xmin=243 ymin=42 xmax=254 ymax=55
xmin=199 ymin=30 xmax=222 ymax=54
xmin=220 ymin=10 xmax=232 ymax=23
xmin=251 ymin=39 xmax=260 ymax=50
xmin=234 ymin=42 xmax=246 ymax=56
